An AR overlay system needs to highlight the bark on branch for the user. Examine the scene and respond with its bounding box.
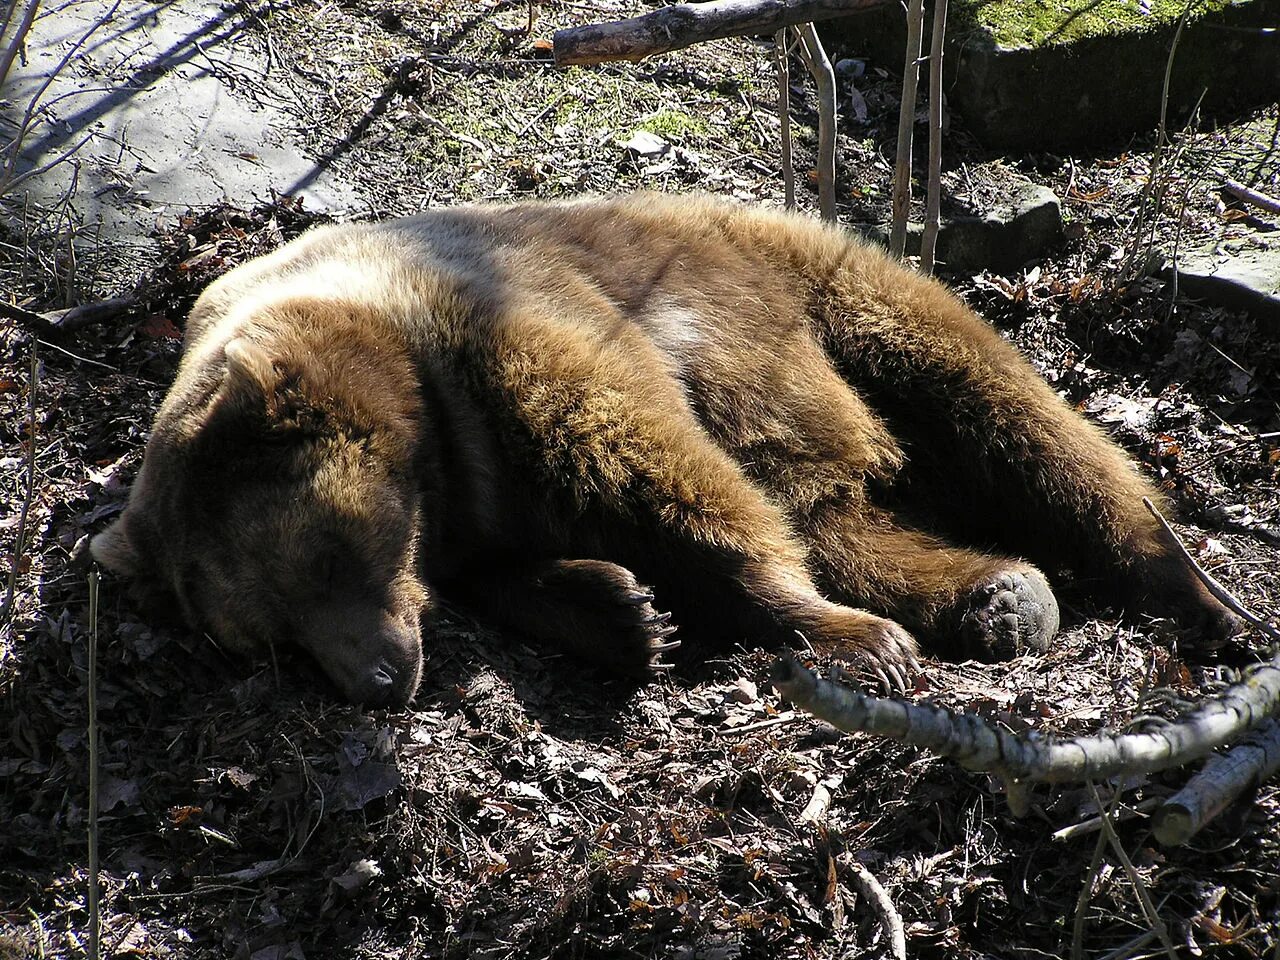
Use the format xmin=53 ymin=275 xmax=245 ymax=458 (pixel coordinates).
xmin=772 ymin=656 xmax=1280 ymax=816
xmin=553 ymin=0 xmax=893 ymax=66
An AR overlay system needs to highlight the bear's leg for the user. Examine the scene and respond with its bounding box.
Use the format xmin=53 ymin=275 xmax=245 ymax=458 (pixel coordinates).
xmin=796 ymin=499 xmax=1060 ymax=661
xmin=812 ymin=269 xmax=1241 ymax=644
xmin=488 ymin=319 xmax=919 ymax=679
xmin=441 ymin=559 xmax=681 ymax=676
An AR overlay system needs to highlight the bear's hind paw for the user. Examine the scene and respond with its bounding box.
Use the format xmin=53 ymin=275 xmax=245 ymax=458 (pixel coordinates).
xmin=959 ymin=567 xmax=1059 ymax=661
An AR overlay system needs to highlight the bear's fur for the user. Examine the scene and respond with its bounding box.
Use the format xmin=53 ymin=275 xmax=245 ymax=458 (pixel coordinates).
xmin=92 ymin=194 xmax=1239 ymax=705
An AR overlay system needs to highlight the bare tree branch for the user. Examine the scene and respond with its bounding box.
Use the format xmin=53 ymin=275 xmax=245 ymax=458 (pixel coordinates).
xmin=772 ymin=655 xmax=1280 ymax=816
xmin=553 ymin=0 xmax=892 ymax=66
xmin=792 ymin=22 xmax=836 ymax=221
xmin=889 ymin=0 xmax=925 ymax=258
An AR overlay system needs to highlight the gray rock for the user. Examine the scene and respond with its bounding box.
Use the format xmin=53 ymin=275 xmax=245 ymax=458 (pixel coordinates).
xmin=824 ymin=0 xmax=1280 ymax=150
xmin=865 ymin=179 xmax=1063 ymax=273
xmin=1168 ymin=239 xmax=1280 ymax=322
xmin=4 ymin=0 xmax=358 ymax=245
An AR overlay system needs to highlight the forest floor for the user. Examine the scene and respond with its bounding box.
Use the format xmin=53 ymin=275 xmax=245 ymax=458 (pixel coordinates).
xmin=1 ymin=2 xmax=1279 ymax=958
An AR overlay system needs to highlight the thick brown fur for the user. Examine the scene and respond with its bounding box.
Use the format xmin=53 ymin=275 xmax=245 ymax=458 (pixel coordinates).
xmin=92 ymin=194 xmax=1239 ymax=705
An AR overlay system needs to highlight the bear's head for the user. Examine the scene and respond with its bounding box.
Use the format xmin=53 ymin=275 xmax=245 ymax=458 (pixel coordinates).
xmin=92 ymin=301 xmax=429 ymax=707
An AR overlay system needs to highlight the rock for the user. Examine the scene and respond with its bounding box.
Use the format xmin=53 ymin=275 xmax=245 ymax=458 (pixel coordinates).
xmin=4 ymin=0 xmax=357 ymax=242
xmin=1168 ymin=238 xmax=1280 ymax=322
xmin=865 ymin=177 xmax=1063 ymax=273
xmin=824 ymin=0 xmax=1280 ymax=150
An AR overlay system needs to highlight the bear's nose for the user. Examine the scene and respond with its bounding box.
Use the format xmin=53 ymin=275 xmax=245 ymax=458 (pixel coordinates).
xmin=354 ymin=658 xmax=408 ymax=707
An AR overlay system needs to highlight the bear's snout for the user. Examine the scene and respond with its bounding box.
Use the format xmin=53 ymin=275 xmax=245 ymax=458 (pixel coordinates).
xmin=298 ymin=603 xmax=424 ymax=707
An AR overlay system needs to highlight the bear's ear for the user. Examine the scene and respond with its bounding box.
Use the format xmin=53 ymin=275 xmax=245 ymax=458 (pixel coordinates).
xmin=91 ymin=516 xmax=141 ymax=577
xmin=223 ymin=337 xmax=278 ymax=396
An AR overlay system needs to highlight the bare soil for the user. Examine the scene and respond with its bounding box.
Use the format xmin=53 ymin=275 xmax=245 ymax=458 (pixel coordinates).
xmin=2 ymin=3 xmax=1278 ymax=958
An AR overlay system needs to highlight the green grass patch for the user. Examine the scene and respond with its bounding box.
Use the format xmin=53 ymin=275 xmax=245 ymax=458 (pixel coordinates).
xmin=956 ymin=0 xmax=1233 ymax=48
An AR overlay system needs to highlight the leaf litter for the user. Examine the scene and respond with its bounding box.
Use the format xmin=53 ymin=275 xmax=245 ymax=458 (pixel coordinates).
xmin=1 ymin=2 xmax=1278 ymax=958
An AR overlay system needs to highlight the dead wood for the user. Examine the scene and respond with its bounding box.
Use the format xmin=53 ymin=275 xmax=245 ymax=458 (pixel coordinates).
xmin=773 ymin=654 xmax=1280 ymax=816
xmin=889 ymin=0 xmax=925 ymax=258
xmin=1222 ymin=178 xmax=1280 ymax=218
xmin=553 ymin=0 xmax=893 ymax=66
xmin=792 ymin=22 xmax=836 ymax=221
xmin=1153 ymin=719 xmax=1280 ymax=845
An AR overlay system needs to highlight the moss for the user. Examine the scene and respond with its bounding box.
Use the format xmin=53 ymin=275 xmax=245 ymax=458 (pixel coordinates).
xmin=636 ymin=108 xmax=709 ymax=141
xmin=955 ymin=0 xmax=1235 ymax=48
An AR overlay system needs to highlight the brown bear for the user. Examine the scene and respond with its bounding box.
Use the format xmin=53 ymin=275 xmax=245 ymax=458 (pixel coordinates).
xmin=91 ymin=193 xmax=1239 ymax=705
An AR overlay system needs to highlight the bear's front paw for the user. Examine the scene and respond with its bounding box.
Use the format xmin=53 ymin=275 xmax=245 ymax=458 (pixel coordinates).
xmin=959 ymin=567 xmax=1059 ymax=661
xmin=816 ymin=610 xmax=921 ymax=694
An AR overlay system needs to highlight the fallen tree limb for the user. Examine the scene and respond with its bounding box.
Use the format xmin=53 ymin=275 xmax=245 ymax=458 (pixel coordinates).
xmin=844 ymin=861 xmax=907 ymax=960
xmin=1153 ymin=718 xmax=1280 ymax=845
xmin=553 ymin=0 xmax=892 ymax=66
xmin=1222 ymin=179 xmax=1280 ymax=218
xmin=1144 ymin=497 xmax=1280 ymax=644
xmin=0 ymin=296 xmax=135 ymax=334
xmin=772 ymin=656 xmax=1280 ymax=816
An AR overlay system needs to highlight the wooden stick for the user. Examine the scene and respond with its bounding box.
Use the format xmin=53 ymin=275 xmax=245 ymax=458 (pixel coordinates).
xmin=1142 ymin=497 xmax=1280 ymax=643
xmin=919 ymin=0 xmax=947 ymax=274
xmin=1153 ymin=719 xmax=1280 ymax=846
xmin=775 ymin=30 xmax=795 ymax=210
xmin=793 ymin=22 xmax=837 ymax=221
xmin=889 ymin=0 xmax=925 ymax=258
xmin=553 ymin=0 xmax=892 ymax=66
xmin=1222 ymin=179 xmax=1280 ymax=217
xmin=845 ymin=862 xmax=907 ymax=960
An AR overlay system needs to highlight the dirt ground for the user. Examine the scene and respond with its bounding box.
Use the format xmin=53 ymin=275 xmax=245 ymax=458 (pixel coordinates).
xmin=2 ymin=2 xmax=1279 ymax=958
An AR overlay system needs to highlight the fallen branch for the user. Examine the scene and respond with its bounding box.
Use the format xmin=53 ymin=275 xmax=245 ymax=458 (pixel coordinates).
xmin=772 ymin=655 xmax=1280 ymax=816
xmin=1153 ymin=718 xmax=1280 ymax=845
xmin=1143 ymin=497 xmax=1280 ymax=644
xmin=553 ymin=0 xmax=892 ymax=66
xmin=845 ymin=861 xmax=907 ymax=960
xmin=1222 ymin=178 xmax=1280 ymax=218
xmin=0 ymin=296 xmax=135 ymax=335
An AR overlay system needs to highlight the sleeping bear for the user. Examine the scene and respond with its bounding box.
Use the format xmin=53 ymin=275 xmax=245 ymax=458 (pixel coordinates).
xmin=91 ymin=194 xmax=1240 ymax=705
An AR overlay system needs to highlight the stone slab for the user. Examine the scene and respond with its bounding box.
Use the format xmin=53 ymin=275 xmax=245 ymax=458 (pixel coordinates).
xmin=866 ymin=179 xmax=1063 ymax=272
xmin=1170 ymin=238 xmax=1280 ymax=321
xmin=3 ymin=0 xmax=358 ymax=248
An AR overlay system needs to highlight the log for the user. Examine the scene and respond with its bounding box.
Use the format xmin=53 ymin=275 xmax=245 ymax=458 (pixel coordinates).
xmin=553 ymin=0 xmax=893 ymax=66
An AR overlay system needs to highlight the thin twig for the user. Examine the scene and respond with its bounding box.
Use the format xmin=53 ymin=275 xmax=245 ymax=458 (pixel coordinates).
xmin=890 ymin=0 xmax=925 ymax=257
xmin=1087 ymin=782 xmax=1180 ymax=960
xmin=1070 ymin=787 xmax=1116 ymax=960
xmin=0 ymin=342 xmax=37 ymax=627
xmin=1142 ymin=497 xmax=1280 ymax=643
xmin=920 ymin=0 xmax=947 ymax=274
xmin=87 ymin=565 xmax=101 ymax=960
xmin=774 ymin=29 xmax=794 ymax=210
xmin=1052 ymin=797 xmax=1160 ymax=841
